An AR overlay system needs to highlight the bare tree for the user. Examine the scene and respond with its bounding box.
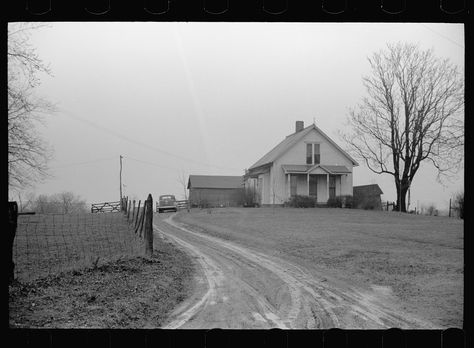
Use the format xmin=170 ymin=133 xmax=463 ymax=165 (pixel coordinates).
xmin=454 ymin=191 xmax=464 ymax=219
xmin=8 ymin=23 xmax=54 ymax=192
xmin=177 ymin=171 xmax=190 ymax=211
xmin=341 ymin=43 xmax=464 ymax=212
xmin=16 ymin=191 xmax=37 ymax=212
xmin=31 ymin=192 xmax=88 ymax=214
xmin=34 ymin=194 xmax=58 ymax=214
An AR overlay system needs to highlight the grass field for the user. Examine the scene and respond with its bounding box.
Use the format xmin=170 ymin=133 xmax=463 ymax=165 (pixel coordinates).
xmin=175 ymin=207 xmax=463 ymax=328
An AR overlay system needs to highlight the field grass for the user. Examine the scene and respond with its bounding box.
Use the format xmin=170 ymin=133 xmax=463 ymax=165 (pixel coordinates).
xmin=175 ymin=207 xmax=463 ymax=328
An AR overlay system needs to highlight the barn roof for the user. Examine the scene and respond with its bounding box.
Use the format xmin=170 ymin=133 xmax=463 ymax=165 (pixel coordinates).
xmin=353 ymin=184 xmax=384 ymax=195
xmin=188 ymin=175 xmax=244 ymax=189
xmin=248 ymin=124 xmax=358 ymax=172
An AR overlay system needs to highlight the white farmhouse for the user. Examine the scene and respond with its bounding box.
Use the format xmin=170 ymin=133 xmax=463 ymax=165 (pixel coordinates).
xmin=244 ymin=121 xmax=359 ymax=206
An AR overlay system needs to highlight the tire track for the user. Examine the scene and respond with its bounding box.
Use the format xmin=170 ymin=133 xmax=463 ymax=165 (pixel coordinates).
xmin=159 ymin=214 xmax=339 ymax=328
xmin=156 ymin=213 xmax=434 ymax=329
xmin=154 ymin=221 xmax=287 ymax=328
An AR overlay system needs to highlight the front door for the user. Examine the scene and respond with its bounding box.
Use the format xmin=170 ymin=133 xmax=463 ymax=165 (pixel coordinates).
xmin=290 ymin=175 xmax=297 ymax=197
xmin=309 ymin=175 xmax=317 ymax=200
xmin=329 ymin=175 xmax=336 ymax=199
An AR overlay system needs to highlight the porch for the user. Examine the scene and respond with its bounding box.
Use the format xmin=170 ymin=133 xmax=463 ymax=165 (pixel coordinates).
xmin=282 ymin=164 xmax=351 ymax=203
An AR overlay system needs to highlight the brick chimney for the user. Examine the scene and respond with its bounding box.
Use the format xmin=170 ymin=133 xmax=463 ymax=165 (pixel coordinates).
xmin=295 ymin=121 xmax=304 ymax=133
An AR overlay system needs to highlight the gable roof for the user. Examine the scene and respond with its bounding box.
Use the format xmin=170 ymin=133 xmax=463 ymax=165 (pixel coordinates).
xmin=188 ymin=175 xmax=243 ymax=189
xmin=248 ymin=124 xmax=358 ymax=171
xmin=353 ymin=184 xmax=384 ymax=196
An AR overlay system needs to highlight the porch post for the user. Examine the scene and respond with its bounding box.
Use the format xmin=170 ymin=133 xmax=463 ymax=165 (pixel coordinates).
xmin=287 ymin=173 xmax=290 ymax=198
xmin=307 ymin=173 xmax=310 ymax=196
xmin=326 ymin=174 xmax=330 ymax=201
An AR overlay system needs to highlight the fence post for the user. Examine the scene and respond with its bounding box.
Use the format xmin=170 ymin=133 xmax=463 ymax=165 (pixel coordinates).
xmin=449 ymin=198 xmax=452 ymax=218
xmin=134 ymin=200 xmax=141 ymax=229
xmin=144 ymin=194 xmax=154 ymax=257
xmin=138 ymin=204 xmax=146 ymax=236
xmin=8 ymin=202 xmax=18 ymax=283
xmin=131 ymin=200 xmax=136 ymax=223
xmin=127 ymin=200 xmax=131 ymax=221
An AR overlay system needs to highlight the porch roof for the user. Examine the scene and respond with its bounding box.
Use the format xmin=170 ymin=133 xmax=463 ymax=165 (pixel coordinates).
xmin=282 ymin=164 xmax=351 ymax=174
xmin=281 ymin=164 xmax=312 ymax=173
xmin=319 ymin=165 xmax=352 ymax=174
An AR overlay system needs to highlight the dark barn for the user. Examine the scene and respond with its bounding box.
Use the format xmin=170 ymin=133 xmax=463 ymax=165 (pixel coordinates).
xmin=188 ymin=175 xmax=244 ymax=208
xmin=353 ymin=184 xmax=384 ymax=210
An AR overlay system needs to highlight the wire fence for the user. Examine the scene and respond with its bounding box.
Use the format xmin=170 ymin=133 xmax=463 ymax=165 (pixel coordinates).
xmin=12 ymin=212 xmax=144 ymax=283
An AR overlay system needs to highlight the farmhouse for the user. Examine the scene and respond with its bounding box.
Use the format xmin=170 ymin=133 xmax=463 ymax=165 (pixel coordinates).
xmin=188 ymin=175 xmax=244 ymax=207
xmin=244 ymin=121 xmax=359 ymax=206
xmin=353 ymin=184 xmax=384 ymax=210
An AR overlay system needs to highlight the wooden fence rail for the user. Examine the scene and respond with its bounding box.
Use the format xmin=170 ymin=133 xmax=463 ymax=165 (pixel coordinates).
xmin=91 ymin=201 xmax=121 ymax=213
xmin=176 ymin=200 xmax=189 ymax=209
xmin=382 ymin=201 xmax=396 ymax=211
xmin=155 ymin=200 xmax=189 ymax=212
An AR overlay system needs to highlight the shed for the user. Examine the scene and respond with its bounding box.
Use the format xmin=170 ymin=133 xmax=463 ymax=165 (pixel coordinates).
xmin=353 ymin=184 xmax=384 ymax=210
xmin=188 ymin=175 xmax=244 ymax=207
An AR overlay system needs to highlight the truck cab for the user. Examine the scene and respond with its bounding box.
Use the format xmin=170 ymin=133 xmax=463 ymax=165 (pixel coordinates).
xmin=157 ymin=195 xmax=178 ymax=213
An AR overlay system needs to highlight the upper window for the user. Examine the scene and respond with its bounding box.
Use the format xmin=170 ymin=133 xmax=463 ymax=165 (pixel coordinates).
xmin=306 ymin=143 xmax=320 ymax=165
xmin=314 ymin=144 xmax=320 ymax=165
xmin=306 ymin=143 xmax=312 ymax=164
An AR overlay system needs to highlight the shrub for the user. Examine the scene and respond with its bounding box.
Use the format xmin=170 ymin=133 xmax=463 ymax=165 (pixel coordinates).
xmin=426 ymin=204 xmax=437 ymax=216
xmin=340 ymin=195 xmax=353 ymax=208
xmin=199 ymin=199 xmax=210 ymax=209
xmin=285 ymin=195 xmax=316 ymax=208
xmin=326 ymin=195 xmax=354 ymax=208
xmin=327 ymin=196 xmax=342 ymax=208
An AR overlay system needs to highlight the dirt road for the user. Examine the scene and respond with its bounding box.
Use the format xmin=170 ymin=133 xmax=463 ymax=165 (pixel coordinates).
xmin=153 ymin=212 xmax=435 ymax=329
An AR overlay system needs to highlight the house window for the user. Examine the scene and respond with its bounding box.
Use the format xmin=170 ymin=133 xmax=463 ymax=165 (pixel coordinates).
xmin=329 ymin=175 xmax=336 ymax=199
xmin=306 ymin=143 xmax=321 ymax=165
xmin=314 ymin=144 xmax=320 ymax=165
xmin=306 ymin=144 xmax=312 ymax=164
xmin=290 ymin=175 xmax=297 ymax=197
xmin=309 ymin=175 xmax=317 ymax=197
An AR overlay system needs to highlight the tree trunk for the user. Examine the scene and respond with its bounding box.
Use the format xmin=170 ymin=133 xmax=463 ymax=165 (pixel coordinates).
xmin=395 ymin=178 xmax=409 ymax=212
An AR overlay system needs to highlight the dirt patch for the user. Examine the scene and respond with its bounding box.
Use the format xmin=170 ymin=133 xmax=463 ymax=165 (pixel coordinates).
xmin=9 ymin=239 xmax=194 ymax=328
xmin=175 ymin=207 xmax=463 ymax=328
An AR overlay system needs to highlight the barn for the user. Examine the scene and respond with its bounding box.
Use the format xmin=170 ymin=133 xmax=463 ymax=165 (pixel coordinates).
xmin=187 ymin=175 xmax=244 ymax=208
xmin=353 ymin=184 xmax=384 ymax=210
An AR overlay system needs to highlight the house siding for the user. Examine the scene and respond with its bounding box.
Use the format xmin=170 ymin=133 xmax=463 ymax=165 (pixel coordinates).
xmin=269 ymin=128 xmax=353 ymax=204
xmin=246 ymin=124 xmax=356 ymax=205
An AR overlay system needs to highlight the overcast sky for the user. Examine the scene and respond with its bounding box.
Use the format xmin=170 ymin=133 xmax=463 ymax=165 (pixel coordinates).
xmin=12 ymin=22 xmax=464 ymax=211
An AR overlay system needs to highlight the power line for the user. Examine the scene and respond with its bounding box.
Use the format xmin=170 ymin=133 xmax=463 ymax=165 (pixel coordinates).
xmin=421 ymin=24 xmax=464 ymax=49
xmin=123 ymin=156 xmax=183 ymax=172
xmin=50 ymin=157 xmax=116 ymax=169
xmin=61 ymin=110 xmax=242 ymax=172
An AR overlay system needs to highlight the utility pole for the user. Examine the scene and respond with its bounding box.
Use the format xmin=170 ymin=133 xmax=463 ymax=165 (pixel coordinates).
xmin=120 ymin=155 xmax=123 ymax=203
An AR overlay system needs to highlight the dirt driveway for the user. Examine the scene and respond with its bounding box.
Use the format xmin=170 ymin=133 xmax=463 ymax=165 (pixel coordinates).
xmin=153 ymin=210 xmax=456 ymax=329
